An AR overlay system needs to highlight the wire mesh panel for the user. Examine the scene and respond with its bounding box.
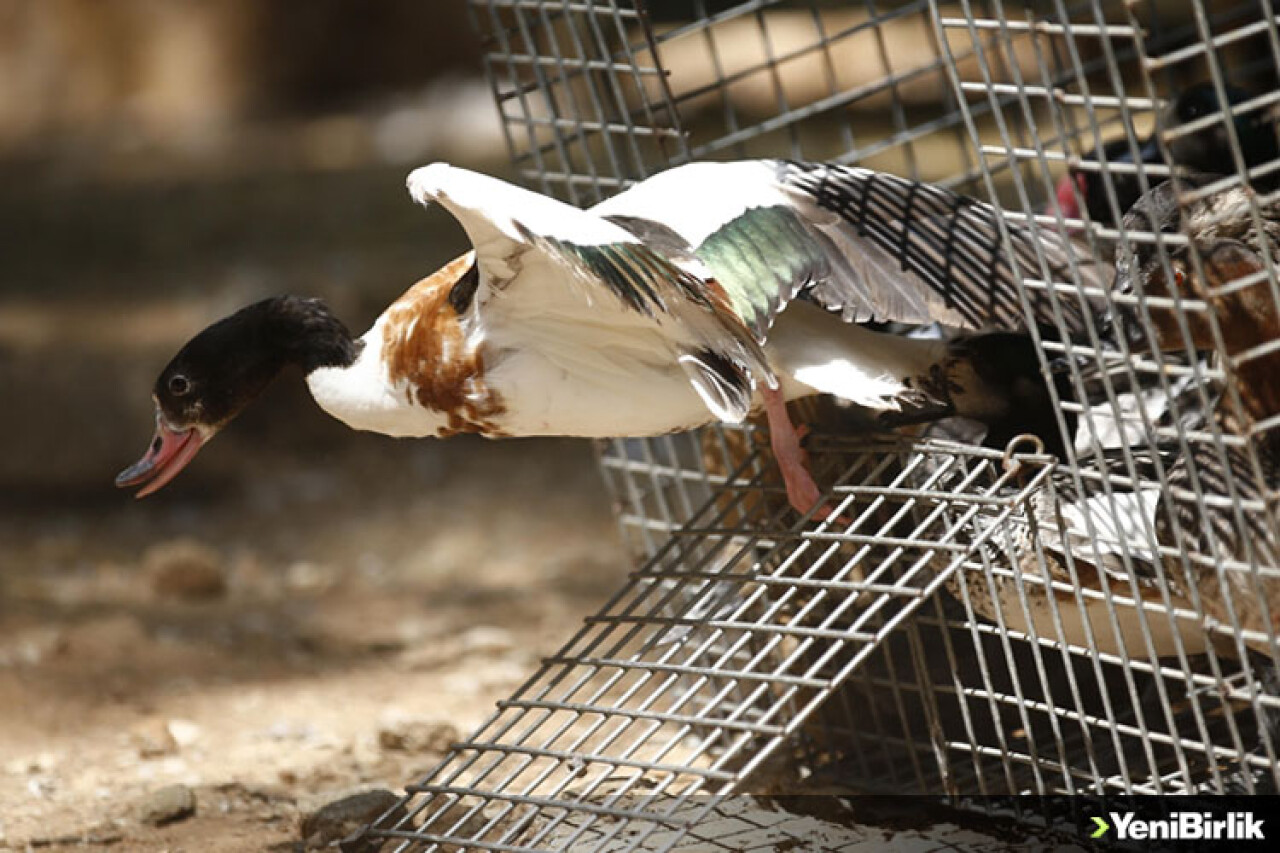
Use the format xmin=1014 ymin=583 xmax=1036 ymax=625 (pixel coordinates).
xmin=357 ymin=1 xmax=1280 ymax=848
xmin=467 ymin=0 xmax=688 ymax=205
xmin=359 ymin=435 xmax=1058 ymax=850
xmin=931 ymin=0 xmax=1280 ymax=792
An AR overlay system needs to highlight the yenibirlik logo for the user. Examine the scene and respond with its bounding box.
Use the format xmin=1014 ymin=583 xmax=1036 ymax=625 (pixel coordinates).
xmin=1090 ymin=810 xmax=1265 ymax=841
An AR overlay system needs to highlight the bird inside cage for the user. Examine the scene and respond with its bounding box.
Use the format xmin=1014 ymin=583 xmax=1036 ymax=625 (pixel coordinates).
xmin=1113 ymin=175 xmax=1280 ymax=652
xmin=116 ymin=160 xmax=1112 ymax=520
xmin=949 ymin=171 xmax=1280 ymax=659
xmin=1055 ymin=81 xmax=1280 ymax=229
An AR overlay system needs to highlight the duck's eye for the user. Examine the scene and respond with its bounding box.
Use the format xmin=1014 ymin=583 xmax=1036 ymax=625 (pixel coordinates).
xmin=168 ymin=375 xmax=191 ymax=397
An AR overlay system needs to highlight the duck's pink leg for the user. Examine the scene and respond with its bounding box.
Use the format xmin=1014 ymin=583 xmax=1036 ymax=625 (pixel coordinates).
xmin=760 ymin=386 xmax=838 ymax=520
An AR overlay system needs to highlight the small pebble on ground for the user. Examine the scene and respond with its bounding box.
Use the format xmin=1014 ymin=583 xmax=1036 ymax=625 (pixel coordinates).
xmin=300 ymin=789 xmax=405 ymax=851
xmin=145 ymin=539 xmax=228 ymax=601
xmin=137 ymin=783 xmax=197 ymax=827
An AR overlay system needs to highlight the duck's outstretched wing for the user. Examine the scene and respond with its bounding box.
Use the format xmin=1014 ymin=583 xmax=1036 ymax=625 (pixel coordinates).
xmin=406 ymin=163 xmax=772 ymax=423
xmin=594 ymin=159 xmax=1111 ymax=339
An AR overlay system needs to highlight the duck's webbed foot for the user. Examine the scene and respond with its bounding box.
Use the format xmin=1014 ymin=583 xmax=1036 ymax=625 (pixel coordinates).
xmin=760 ymin=386 xmax=844 ymax=521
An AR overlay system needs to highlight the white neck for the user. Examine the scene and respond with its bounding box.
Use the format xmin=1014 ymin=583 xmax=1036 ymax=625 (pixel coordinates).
xmin=305 ymin=322 xmax=452 ymax=438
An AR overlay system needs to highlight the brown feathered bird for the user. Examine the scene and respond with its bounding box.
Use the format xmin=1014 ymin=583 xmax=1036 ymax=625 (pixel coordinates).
xmin=1116 ymin=176 xmax=1280 ymax=652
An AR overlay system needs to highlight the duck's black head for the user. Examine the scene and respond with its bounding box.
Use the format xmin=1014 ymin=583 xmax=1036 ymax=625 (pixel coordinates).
xmin=1055 ymin=81 xmax=1278 ymax=227
xmin=1167 ymin=81 xmax=1279 ymax=179
xmin=1065 ymin=135 xmax=1164 ymax=227
xmin=116 ymin=296 xmax=359 ymax=497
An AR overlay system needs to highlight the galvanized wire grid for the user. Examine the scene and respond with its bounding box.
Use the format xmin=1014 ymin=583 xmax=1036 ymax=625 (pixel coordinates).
xmin=358 ymin=1 xmax=1280 ymax=849
xmin=363 ymin=435 xmax=1057 ymax=850
xmin=933 ymin=0 xmax=1280 ymax=792
xmin=466 ymin=0 xmax=687 ymax=205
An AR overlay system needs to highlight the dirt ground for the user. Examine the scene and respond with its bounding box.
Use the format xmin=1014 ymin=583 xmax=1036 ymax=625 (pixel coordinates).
xmin=0 ymin=163 xmax=632 ymax=851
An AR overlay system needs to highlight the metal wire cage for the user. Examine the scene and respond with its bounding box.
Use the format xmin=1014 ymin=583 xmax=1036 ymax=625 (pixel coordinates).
xmin=355 ymin=1 xmax=1280 ymax=849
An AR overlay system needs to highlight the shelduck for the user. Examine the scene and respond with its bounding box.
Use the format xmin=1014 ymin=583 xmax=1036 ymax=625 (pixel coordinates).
xmin=117 ymin=160 xmax=1107 ymax=514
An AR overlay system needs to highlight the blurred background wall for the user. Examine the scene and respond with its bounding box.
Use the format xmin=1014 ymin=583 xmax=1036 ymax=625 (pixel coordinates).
xmin=0 ymin=0 xmax=515 ymax=502
xmin=0 ymin=0 xmax=498 ymax=171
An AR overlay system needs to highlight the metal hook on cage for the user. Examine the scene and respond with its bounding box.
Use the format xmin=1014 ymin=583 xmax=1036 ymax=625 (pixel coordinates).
xmin=1001 ymin=433 xmax=1047 ymax=476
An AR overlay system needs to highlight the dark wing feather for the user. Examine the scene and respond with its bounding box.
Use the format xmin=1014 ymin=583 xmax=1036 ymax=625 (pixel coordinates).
xmin=1154 ymin=420 xmax=1280 ymax=641
xmin=774 ymin=160 xmax=1111 ymax=337
xmin=1158 ymin=429 xmax=1278 ymax=568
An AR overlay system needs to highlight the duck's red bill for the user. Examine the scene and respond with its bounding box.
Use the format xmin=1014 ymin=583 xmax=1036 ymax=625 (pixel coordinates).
xmin=115 ymin=415 xmax=204 ymax=498
xmin=1054 ymin=171 xmax=1087 ymax=221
